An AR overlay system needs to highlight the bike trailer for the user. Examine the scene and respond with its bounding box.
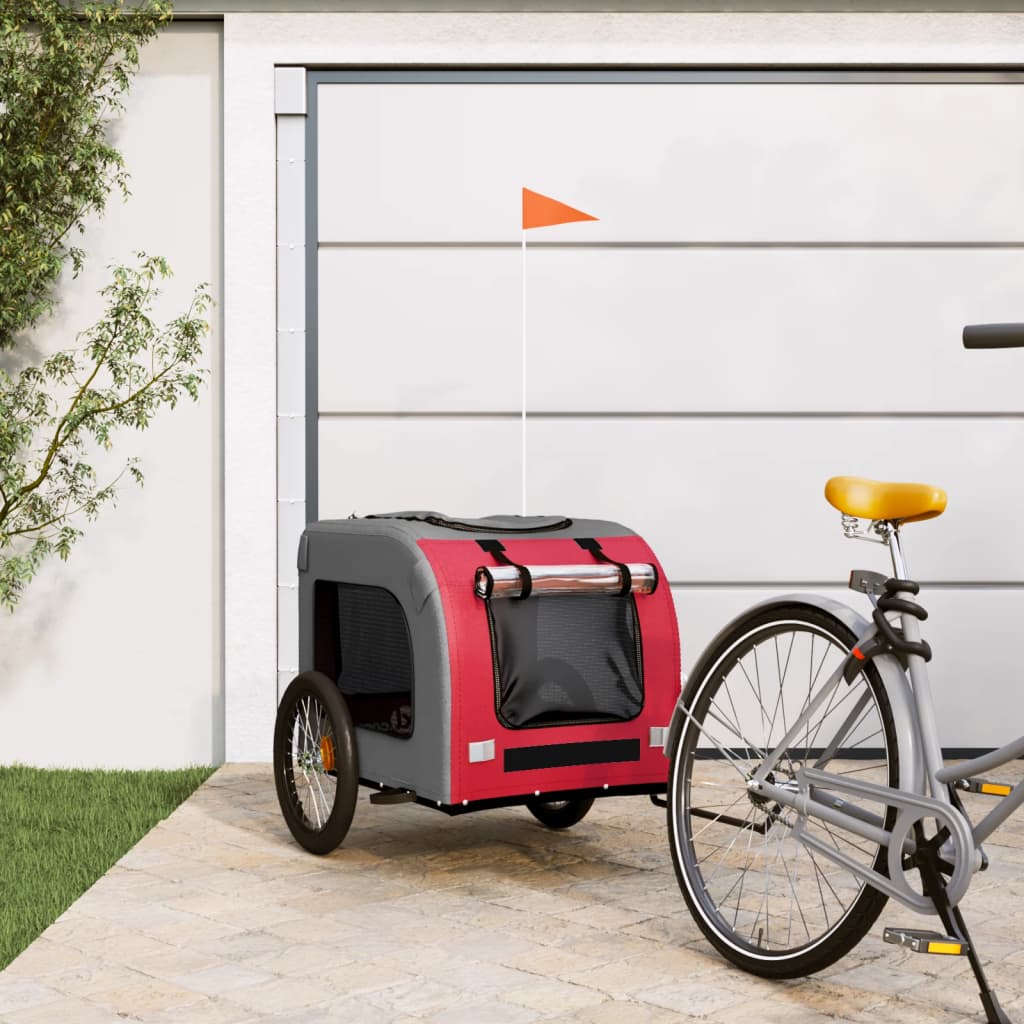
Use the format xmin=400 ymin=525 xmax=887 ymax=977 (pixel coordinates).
xmin=289 ymin=512 xmax=680 ymax=826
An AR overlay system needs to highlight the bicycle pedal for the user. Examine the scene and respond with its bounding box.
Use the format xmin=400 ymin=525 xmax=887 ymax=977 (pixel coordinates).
xmin=883 ymin=928 xmax=968 ymax=955
xmin=956 ymin=778 xmax=1014 ymax=798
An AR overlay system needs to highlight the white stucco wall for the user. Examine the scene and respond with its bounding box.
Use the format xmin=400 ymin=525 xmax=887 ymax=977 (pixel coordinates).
xmin=0 ymin=23 xmax=223 ymax=769
xmin=225 ymin=12 xmax=1024 ymax=762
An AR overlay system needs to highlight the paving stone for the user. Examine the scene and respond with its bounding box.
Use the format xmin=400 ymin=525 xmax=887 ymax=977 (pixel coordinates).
xmin=636 ymin=977 xmax=751 ymax=1016
xmin=35 ymin=913 xmax=120 ymax=951
xmin=41 ymin=962 xmax=149 ymax=999
xmin=364 ymin=976 xmax=480 ymax=1017
xmin=569 ymin=998 xmax=701 ymax=1023
xmin=0 ymin=979 xmax=63 ymax=1016
xmin=87 ymin=975 xmax=205 ymax=1016
xmin=73 ymin=927 xmax=183 ymax=969
xmin=555 ymin=903 xmax=655 ymax=931
xmin=224 ymin=974 xmax=337 ymax=1014
xmin=563 ymin=954 xmax=697 ymax=999
xmin=499 ymin=976 xmax=611 ymax=1015
xmin=0 ymin=940 xmax=92 ymax=980
xmin=424 ymin=999 xmax=542 ymax=1023
xmin=144 ymin=995 xmax=261 ymax=1023
xmin=827 ymin=959 xmax=936 ymax=995
xmin=3 ymin=994 xmax=124 ymax=1024
xmin=243 ymin=936 xmax=354 ymax=977
xmin=131 ymin=946 xmax=229 ymax=980
xmin=170 ymin=962 xmax=278 ymax=997
xmin=501 ymin=944 xmax=607 ymax=978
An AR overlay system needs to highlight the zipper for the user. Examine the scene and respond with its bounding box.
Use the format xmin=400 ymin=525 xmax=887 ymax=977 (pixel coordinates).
xmin=630 ymin=595 xmax=645 ymax=687
xmin=423 ymin=515 xmax=572 ymax=534
xmin=486 ymin=601 xmax=503 ymax=723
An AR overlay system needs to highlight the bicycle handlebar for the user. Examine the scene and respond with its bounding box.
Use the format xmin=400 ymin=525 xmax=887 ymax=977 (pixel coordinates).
xmin=963 ymin=323 xmax=1024 ymax=349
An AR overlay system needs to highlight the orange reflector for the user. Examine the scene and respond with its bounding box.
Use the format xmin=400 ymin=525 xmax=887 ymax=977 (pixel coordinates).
xmin=980 ymin=783 xmax=1012 ymax=797
xmin=926 ymin=941 xmax=963 ymax=955
xmin=320 ymin=737 xmax=336 ymax=772
xmin=852 ymin=647 xmax=865 ymax=661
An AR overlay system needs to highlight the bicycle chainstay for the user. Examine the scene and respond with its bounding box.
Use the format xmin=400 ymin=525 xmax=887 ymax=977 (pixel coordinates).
xmin=791 ymin=767 xmax=977 ymax=912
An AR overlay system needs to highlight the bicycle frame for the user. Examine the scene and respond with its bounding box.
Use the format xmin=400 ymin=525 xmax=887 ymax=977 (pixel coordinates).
xmin=730 ymin=525 xmax=1024 ymax=914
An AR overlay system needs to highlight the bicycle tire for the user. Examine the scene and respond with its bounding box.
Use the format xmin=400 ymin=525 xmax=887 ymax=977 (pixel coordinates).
xmin=274 ymin=671 xmax=359 ymax=855
xmin=668 ymin=603 xmax=899 ymax=978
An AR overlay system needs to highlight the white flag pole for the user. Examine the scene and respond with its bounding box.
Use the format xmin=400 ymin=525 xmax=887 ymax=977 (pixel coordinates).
xmin=519 ymin=188 xmax=595 ymax=518
xmin=521 ymin=229 xmax=527 ymax=517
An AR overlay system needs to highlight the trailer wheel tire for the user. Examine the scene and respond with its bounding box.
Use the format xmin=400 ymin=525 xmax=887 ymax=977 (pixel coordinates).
xmin=274 ymin=671 xmax=359 ymax=855
xmin=525 ymin=796 xmax=595 ymax=830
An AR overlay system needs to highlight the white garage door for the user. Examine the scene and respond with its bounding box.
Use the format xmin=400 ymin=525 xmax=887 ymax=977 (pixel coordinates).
xmin=301 ymin=70 xmax=1024 ymax=748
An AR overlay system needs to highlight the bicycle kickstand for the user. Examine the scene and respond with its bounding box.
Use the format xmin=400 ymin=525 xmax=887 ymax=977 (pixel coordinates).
xmin=914 ymin=842 xmax=1012 ymax=1024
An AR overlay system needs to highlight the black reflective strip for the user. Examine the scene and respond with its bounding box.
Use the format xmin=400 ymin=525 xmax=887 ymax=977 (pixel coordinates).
xmin=504 ymin=739 xmax=641 ymax=772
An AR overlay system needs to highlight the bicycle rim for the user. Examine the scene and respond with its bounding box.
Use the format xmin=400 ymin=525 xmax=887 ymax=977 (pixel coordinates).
xmin=283 ymin=692 xmax=339 ymax=831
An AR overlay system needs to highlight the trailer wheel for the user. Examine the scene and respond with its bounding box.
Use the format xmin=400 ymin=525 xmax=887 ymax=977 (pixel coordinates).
xmin=274 ymin=671 xmax=358 ymax=855
xmin=525 ymin=796 xmax=594 ymax=830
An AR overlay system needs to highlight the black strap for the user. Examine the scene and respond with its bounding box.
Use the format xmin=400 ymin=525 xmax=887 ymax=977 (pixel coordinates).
xmin=575 ymin=538 xmax=633 ymax=596
xmin=476 ymin=539 xmax=532 ymax=599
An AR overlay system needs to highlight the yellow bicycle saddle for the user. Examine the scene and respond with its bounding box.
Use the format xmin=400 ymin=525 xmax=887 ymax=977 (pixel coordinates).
xmin=825 ymin=476 xmax=947 ymax=524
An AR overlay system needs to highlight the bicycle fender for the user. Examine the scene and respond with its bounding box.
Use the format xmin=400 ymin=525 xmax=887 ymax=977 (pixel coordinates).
xmin=665 ymin=594 xmax=923 ymax=796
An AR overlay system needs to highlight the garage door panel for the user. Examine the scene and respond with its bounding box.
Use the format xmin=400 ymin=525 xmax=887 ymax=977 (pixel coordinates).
xmin=673 ymin=585 xmax=1024 ymax=748
xmin=318 ymin=418 xmax=523 ymax=519
xmin=318 ymin=417 xmax=1024 ymax=582
xmin=318 ymin=247 xmax=1024 ymax=413
xmin=317 ymin=246 xmax=520 ymax=411
xmin=317 ymin=83 xmax=1024 ymax=243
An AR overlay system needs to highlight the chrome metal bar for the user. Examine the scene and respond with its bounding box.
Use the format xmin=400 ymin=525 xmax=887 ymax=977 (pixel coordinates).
xmin=888 ymin=526 xmax=909 ymax=579
xmin=475 ymin=562 xmax=657 ymax=599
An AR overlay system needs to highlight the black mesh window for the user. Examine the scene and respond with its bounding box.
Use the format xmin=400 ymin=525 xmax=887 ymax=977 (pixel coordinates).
xmin=314 ymin=581 xmax=413 ymax=738
xmin=486 ymin=594 xmax=643 ymax=729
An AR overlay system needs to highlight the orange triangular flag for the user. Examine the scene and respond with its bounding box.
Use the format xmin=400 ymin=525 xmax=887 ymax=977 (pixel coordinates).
xmin=522 ymin=188 xmax=598 ymax=230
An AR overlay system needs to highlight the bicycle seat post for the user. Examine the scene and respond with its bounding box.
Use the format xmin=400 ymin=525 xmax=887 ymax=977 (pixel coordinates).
xmin=878 ymin=521 xmax=909 ymax=580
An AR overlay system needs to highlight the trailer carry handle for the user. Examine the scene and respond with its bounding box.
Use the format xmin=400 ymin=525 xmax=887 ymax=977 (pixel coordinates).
xmin=475 ymin=562 xmax=658 ymax=599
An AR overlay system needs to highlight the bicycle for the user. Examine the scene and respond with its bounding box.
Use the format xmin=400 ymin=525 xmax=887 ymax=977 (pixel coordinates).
xmin=665 ymin=322 xmax=1024 ymax=1024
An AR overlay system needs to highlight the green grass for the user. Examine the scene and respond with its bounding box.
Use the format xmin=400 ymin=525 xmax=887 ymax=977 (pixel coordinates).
xmin=0 ymin=764 xmax=216 ymax=971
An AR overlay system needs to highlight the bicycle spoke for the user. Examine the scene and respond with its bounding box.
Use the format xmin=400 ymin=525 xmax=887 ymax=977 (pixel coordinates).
xmin=702 ymin=701 xmax=768 ymax=763
xmin=699 ymin=803 xmax=760 ymax=891
xmin=684 ymin=709 xmax=760 ymax=778
xmin=736 ymin=653 xmax=770 ymax=752
xmin=690 ymin=790 xmax=752 ymax=841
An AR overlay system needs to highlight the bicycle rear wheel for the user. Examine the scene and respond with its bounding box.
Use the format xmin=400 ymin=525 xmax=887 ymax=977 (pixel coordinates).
xmin=668 ymin=603 xmax=898 ymax=978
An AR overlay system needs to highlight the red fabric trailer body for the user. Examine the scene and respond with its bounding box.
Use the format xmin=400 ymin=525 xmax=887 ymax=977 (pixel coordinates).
xmin=420 ymin=533 xmax=680 ymax=805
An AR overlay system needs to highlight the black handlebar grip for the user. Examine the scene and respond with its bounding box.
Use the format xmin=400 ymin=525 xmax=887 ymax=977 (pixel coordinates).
xmin=963 ymin=323 xmax=1024 ymax=349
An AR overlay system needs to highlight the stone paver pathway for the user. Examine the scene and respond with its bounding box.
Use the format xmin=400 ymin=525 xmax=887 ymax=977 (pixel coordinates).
xmin=2 ymin=763 xmax=1023 ymax=1023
